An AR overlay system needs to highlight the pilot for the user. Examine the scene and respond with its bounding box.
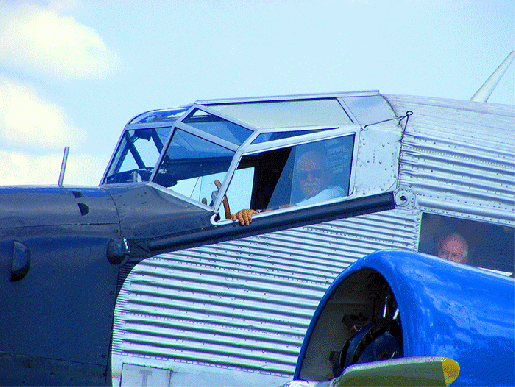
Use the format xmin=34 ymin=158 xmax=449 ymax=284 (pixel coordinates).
xmin=295 ymin=150 xmax=345 ymax=205
xmin=437 ymin=233 xmax=468 ymax=264
xmin=231 ymin=150 xmax=345 ymax=225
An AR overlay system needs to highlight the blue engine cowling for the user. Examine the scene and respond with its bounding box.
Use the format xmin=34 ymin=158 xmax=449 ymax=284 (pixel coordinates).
xmin=294 ymin=250 xmax=514 ymax=386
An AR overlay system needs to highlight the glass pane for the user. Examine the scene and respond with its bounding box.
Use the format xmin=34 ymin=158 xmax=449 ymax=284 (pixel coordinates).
xmin=129 ymin=106 xmax=190 ymax=124
xmin=209 ymin=98 xmax=352 ymax=129
xmin=183 ymin=109 xmax=252 ymax=145
xmin=252 ymin=129 xmax=322 ymax=144
xmin=103 ymin=127 xmax=172 ymax=184
xmin=153 ymin=129 xmax=235 ymax=206
xmin=228 ymin=134 xmax=354 ymax=214
xmin=290 ymin=135 xmax=354 ymax=206
xmin=343 ymin=95 xmax=395 ymax=126
xmin=418 ymin=213 xmax=514 ymax=275
xmin=218 ymin=167 xmax=254 ymax=220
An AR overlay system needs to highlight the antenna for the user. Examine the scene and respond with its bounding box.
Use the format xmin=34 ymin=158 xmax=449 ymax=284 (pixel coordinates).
xmin=58 ymin=147 xmax=70 ymax=187
xmin=471 ymin=51 xmax=515 ymax=103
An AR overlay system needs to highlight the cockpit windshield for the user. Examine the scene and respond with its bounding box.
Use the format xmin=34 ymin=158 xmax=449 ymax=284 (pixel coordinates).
xmin=103 ymin=127 xmax=172 ymax=184
xmin=102 ymin=92 xmax=396 ymax=216
xmin=103 ymin=92 xmax=395 ymax=186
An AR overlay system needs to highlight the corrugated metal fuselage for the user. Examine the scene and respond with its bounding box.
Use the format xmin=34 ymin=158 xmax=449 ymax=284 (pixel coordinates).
xmin=111 ymin=95 xmax=514 ymax=386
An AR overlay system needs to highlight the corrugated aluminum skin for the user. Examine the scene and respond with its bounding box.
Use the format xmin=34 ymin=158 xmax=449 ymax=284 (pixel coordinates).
xmin=112 ymin=208 xmax=420 ymax=383
xmin=112 ymin=95 xmax=514 ymax=384
xmin=385 ymin=95 xmax=514 ymax=225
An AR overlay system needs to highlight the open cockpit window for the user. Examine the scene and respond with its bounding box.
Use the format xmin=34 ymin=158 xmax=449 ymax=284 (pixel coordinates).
xmin=153 ymin=129 xmax=235 ymax=206
xmin=218 ymin=134 xmax=355 ymax=220
xmin=103 ymin=127 xmax=172 ymax=184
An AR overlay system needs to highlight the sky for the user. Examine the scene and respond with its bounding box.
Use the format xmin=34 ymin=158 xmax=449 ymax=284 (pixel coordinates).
xmin=0 ymin=0 xmax=513 ymax=186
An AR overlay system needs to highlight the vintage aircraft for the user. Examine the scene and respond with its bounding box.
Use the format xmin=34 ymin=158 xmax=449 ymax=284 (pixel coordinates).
xmin=0 ymin=52 xmax=513 ymax=386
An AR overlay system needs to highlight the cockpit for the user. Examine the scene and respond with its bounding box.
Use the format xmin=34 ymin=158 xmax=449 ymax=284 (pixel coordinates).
xmin=101 ymin=92 xmax=399 ymax=221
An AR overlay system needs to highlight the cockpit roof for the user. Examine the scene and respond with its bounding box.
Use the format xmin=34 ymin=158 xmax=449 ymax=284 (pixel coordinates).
xmin=102 ymin=91 xmax=399 ymax=199
xmin=127 ymin=90 xmax=395 ymax=132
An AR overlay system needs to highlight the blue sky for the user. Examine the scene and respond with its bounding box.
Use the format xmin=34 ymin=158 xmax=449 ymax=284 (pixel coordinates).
xmin=1 ymin=0 xmax=513 ymax=186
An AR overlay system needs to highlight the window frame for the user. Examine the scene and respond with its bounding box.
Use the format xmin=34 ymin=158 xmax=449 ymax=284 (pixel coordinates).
xmin=210 ymin=127 xmax=361 ymax=224
xmin=133 ymin=95 xmax=400 ymax=221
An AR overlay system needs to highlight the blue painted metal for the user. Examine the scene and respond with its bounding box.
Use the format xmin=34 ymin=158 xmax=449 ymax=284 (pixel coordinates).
xmin=295 ymin=250 xmax=515 ymax=386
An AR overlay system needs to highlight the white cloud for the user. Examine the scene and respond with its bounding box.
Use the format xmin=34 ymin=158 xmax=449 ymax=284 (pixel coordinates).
xmin=64 ymin=152 xmax=110 ymax=186
xmin=48 ymin=0 xmax=80 ymax=13
xmin=0 ymin=150 xmax=108 ymax=186
xmin=0 ymin=77 xmax=84 ymax=149
xmin=0 ymin=1 xmax=117 ymax=80
xmin=0 ymin=151 xmax=62 ymax=186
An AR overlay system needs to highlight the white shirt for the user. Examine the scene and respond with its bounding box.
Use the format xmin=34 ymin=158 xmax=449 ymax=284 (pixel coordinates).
xmin=297 ymin=186 xmax=346 ymax=206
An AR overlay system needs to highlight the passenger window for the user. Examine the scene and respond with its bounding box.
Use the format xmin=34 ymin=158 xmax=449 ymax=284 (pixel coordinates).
xmin=221 ymin=134 xmax=354 ymax=217
xmin=418 ymin=213 xmax=514 ymax=276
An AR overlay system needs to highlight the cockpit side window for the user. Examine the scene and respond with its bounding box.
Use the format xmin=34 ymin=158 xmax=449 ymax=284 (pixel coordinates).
xmin=219 ymin=134 xmax=354 ymax=219
xmin=153 ymin=129 xmax=235 ymax=206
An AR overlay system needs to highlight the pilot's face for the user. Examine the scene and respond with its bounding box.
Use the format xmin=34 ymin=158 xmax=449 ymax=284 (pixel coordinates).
xmin=297 ymin=152 xmax=328 ymax=198
xmin=438 ymin=236 xmax=468 ymax=264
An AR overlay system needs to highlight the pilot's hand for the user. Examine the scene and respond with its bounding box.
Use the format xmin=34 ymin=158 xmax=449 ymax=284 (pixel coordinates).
xmin=231 ymin=209 xmax=259 ymax=225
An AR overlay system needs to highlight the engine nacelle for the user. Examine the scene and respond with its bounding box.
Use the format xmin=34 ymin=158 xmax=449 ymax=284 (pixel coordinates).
xmin=295 ymin=250 xmax=514 ymax=386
